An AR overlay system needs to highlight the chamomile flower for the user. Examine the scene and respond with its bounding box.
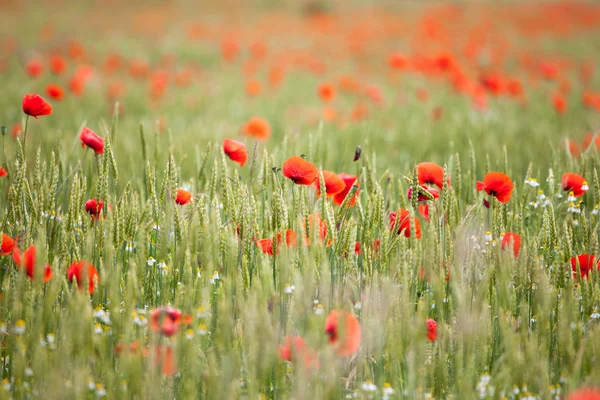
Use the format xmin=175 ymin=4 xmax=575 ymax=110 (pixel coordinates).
xmin=525 ymin=177 xmax=540 ymax=187
xmin=361 ymin=381 xmax=377 ymax=392
xmin=315 ymin=303 xmax=324 ymax=315
xmin=383 ymin=382 xmax=395 ymax=397
xmin=147 ymin=257 xmax=157 ymax=267
xmin=125 ymin=241 xmax=135 ymax=252
xmin=210 ymin=271 xmax=220 ymax=284
xmin=591 ymin=309 xmax=600 ymax=319
xmin=283 ymin=284 xmax=295 ymax=294
xmin=582 ymin=180 xmax=589 ymax=191
xmin=14 ymin=320 xmax=25 ymax=335
xmin=158 ymin=260 xmax=168 ymax=275
xmin=198 ymin=323 xmax=208 ymax=335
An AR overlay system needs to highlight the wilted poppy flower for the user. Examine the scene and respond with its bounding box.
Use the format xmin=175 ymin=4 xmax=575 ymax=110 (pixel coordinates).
xmin=279 ymin=336 xmax=320 ymax=369
xmin=568 ymin=388 xmax=600 ymax=400
xmin=223 ymin=138 xmax=248 ymax=167
xmin=67 ymin=260 xmax=99 ymax=293
xmin=25 ymin=59 xmax=43 ymax=78
xmin=333 ymin=173 xmax=359 ymax=206
xmin=561 ymin=173 xmax=588 ymax=197
xmin=417 ymin=162 xmax=446 ymax=188
xmin=150 ymin=307 xmax=183 ymax=337
xmin=242 ymin=117 xmax=270 ymax=140
xmin=22 ymin=93 xmax=52 ymax=119
xmin=426 ymin=318 xmax=437 ymax=341
xmin=325 ymin=310 xmax=361 ymax=356
xmin=389 ymin=209 xmax=421 ymax=238
xmin=501 ymin=232 xmax=521 ymax=257
xmin=176 ymin=189 xmax=192 ymax=205
xmin=46 ymin=83 xmax=64 ymax=100
xmin=85 ymin=198 xmax=104 ymax=220
xmin=476 ymin=172 xmax=513 ymax=203
xmin=282 ymin=156 xmax=319 ymax=185
xmin=570 ymin=254 xmax=599 ymax=279
xmin=49 ymin=55 xmax=67 ymax=75
xmin=318 ymin=83 xmax=336 ymax=102
xmin=1 ymin=234 xmax=15 ymax=256
xmin=314 ymin=170 xmax=345 ymax=198
xmin=0 ymin=167 xmax=7 ymax=178
xmin=12 ymin=246 xmax=53 ymax=282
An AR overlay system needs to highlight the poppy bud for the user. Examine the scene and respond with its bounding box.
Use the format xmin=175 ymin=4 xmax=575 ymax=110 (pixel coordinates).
xmin=354 ymin=146 xmax=362 ymax=161
xmin=1 ymin=126 xmax=5 ymax=137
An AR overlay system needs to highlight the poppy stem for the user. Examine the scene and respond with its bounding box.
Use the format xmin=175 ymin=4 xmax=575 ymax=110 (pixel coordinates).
xmin=22 ymin=115 xmax=29 ymax=157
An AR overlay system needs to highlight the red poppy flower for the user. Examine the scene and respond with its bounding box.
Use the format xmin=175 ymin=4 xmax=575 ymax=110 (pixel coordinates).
xmin=12 ymin=246 xmax=53 ymax=282
xmin=325 ymin=310 xmax=361 ymax=357
xmin=314 ymin=170 xmax=345 ymax=198
xmin=67 ymin=260 xmax=99 ymax=294
xmin=501 ymin=232 xmax=521 ymax=258
xmin=279 ymin=336 xmax=320 ymax=369
xmin=1 ymin=234 xmax=16 ymax=256
xmin=476 ymin=172 xmax=513 ymax=203
xmin=354 ymin=241 xmax=361 ymax=255
xmin=150 ymin=307 xmax=183 ymax=337
xmin=408 ymin=185 xmax=440 ymax=202
xmin=11 ymin=123 xmax=22 ymax=138
xmin=389 ymin=53 xmax=409 ymax=70
xmin=318 ymin=83 xmax=336 ymax=102
xmin=389 ymin=209 xmax=421 ymax=238
xmin=0 ymin=167 xmax=7 ymax=178
xmin=25 ymin=59 xmax=43 ymax=78
xmin=223 ymin=138 xmax=248 ymax=167
xmin=333 ymin=173 xmax=359 ymax=206
xmin=242 ymin=117 xmax=271 ymax=140
xmin=154 ymin=345 xmax=177 ymax=376
xmin=256 ymin=238 xmax=275 ymax=255
xmin=282 ymin=156 xmax=319 ymax=185
xmin=553 ymin=92 xmax=567 ymax=114
xmin=570 ymin=254 xmax=599 ymax=279
xmin=176 ymin=189 xmax=192 ymax=205
xmin=256 ymin=230 xmax=297 ymax=256
xmin=417 ymin=162 xmax=446 ymax=188
xmin=22 ymin=93 xmax=52 ymax=119
xmin=79 ymin=127 xmax=104 ymax=154
xmin=49 ymin=55 xmax=67 ymax=75
xmin=303 ymin=213 xmax=329 ymax=245
xmin=561 ymin=173 xmax=588 ymax=197
xmin=85 ymin=198 xmax=104 ymax=220
xmin=245 ymin=79 xmax=261 ymax=97
xmin=418 ymin=203 xmax=430 ymax=221
xmin=45 ymin=83 xmax=64 ymax=101
xmin=426 ymin=318 xmax=437 ymax=341
xmin=568 ymin=388 xmax=600 ymax=400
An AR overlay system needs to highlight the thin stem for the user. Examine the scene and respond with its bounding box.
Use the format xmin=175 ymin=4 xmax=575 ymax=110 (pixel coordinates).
xmin=22 ymin=115 xmax=29 ymax=157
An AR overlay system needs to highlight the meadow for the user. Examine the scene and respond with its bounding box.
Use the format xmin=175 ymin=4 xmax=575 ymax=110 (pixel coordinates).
xmin=2 ymin=1 xmax=600 ymax=399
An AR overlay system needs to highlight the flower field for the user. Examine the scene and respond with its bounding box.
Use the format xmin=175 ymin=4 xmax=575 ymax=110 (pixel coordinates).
xmin=3 ymin=1 xmax=600 ymax=398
